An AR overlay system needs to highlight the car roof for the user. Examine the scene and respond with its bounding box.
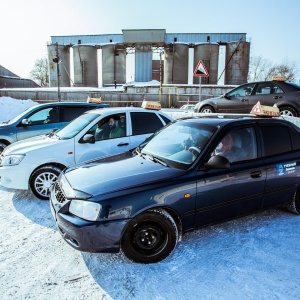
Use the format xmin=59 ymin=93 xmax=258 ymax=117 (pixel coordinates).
xmin=84 ymin=106 xmax=172 ymax=116
xmin=175 ymin=115 xmax=297 ymax=128
xmin=35 ymin=102 xmax=105 ymax=107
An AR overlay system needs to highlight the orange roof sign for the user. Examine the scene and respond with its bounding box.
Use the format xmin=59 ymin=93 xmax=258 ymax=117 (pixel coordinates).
xmin=251 ymin=101 xmax=280 ymax=116
xmin=193 ymin=60 xmax=209 ymax=77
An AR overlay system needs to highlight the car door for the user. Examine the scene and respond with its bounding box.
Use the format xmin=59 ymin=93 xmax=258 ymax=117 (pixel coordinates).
xmin=16 ymin=106 xmax=60 ymax=141
xmin=259 ymin=124 xmax=300 ymax=208
xmin=74 ymin=112 xmax=131 ymax=164
xmin=194 ymin=126 xmax=266 ymax=228
xmin=218 ymin=83 xmax=256 ymax=113
xmin=248 ymin=82 xmax=284 ymax=108
xmin=129 ymin=111 xmax=170 ymax=149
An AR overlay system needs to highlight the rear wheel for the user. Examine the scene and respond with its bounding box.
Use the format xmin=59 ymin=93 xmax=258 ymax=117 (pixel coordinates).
xmin=200 ymin=105 xmax=215 ymax=113
xmin=121 ymin=209 xmax=178 ymax=264
xmin=30 ymin=165 xmax=62 ymax=200
xmin=279 ymin=106 xmax=297 ymax=117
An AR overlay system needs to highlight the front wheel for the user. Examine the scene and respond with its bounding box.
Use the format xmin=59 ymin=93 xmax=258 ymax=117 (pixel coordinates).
xmin=121 ymin=209 xmax=178 ymax=264
xmin=30 ymin=165 xmax=63 ymax=200
xmin=200 ymin=105 xmax=215 ymax=113
xmin=0 ymin=142 xmax=9 ymax=154
xmin=279 ymin=106 xmax=298 ymax=117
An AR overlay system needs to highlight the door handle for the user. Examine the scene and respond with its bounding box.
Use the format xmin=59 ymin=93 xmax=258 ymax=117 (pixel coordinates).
xmin=250 ymin=170 xmax=262 ymax=178
xmin=117 ymin=143 xmax=129 ymax=147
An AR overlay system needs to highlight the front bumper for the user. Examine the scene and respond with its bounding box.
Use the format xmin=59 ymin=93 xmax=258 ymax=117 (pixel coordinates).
xmin=0 ymin=163 xmax=33 ymax=190
xmin=50 ymin=184 xmax=128 ymax=253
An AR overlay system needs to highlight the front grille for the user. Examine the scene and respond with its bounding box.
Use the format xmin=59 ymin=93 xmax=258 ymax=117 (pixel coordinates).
xmin=54 ymin=181 xmax=67 ymax=204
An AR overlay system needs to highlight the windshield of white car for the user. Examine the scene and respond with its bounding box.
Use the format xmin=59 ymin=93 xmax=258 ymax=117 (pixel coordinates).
xmin=140 ymin=121 xmax=216 ymax=169
xmin=55 ymin=113 xmax=99 ymax=139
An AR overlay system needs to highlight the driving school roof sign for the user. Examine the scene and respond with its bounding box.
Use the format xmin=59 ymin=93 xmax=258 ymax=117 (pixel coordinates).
xmin=193 ymin=60 xmax=209 ymax=77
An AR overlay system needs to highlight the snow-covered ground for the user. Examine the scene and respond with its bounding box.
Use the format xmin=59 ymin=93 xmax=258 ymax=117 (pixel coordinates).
xmin=1 ymin=96 xmax=300 ymax=299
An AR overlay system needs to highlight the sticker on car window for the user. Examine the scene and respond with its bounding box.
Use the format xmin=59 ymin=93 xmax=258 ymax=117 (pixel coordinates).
xmin=276 ymin=162 xmax=297 ymax=176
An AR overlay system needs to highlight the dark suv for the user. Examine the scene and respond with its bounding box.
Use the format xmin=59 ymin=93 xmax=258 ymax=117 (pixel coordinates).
xmin=0 ymin=101 xmax=109 ymax=153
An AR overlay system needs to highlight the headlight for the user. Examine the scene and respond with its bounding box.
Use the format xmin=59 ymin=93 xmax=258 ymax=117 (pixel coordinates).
xmin=60 ymin=175 xmax=92 ymax=199
xmin=0 ymin=154 xmax=25 ymax=166
xmin=69 ymin=200 xmax=102 ymax=221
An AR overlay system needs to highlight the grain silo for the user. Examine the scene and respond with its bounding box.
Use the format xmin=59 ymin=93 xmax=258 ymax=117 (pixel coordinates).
xmin=102 ymin=44 xmax=126 ymax=86
xmin=193 ymin=43 xmax=219 ymax=84
xmin=47 ymin=44 xmax=71 ymax=87
xmin=224 ymin=41 xmax=250 ymax=85
xmin=73 ymin=45 xmax=98 ymax=87
xmin=135 ymin=44 xmax=153 ymax=82
xmin=164 ymin=43 xmax=189 ymax=84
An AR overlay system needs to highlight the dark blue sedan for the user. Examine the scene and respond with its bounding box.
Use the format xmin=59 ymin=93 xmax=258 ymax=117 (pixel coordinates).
xmin=50 ymin=115 xmax=300 ymax=263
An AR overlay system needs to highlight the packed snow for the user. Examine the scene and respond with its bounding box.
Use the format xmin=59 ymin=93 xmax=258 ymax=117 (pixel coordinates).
xmin=0 ymin=96 xmax=300 ymax=300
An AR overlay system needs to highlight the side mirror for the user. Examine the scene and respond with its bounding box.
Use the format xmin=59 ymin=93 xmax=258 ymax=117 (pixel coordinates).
xmin=21 ymin=119 xmax=29 ymax=125
xmin=223 ymin=93 xmax=230 ymax=100
xmin=204 ymin=155 xmax=230 ymax=170
xmin=80 ymin=134 xmax=95 ymax=144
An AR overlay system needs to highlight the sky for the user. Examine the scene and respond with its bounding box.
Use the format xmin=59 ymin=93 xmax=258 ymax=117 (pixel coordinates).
xmin=1 ymin=0 xmax=300 ymax=82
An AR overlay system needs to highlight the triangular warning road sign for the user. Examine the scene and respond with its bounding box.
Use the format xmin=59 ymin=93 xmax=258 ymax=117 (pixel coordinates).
xmin=193 ymin=60 xmax=209 ymax=77
xmin=251 ymin=101 xmax=262 ymax=114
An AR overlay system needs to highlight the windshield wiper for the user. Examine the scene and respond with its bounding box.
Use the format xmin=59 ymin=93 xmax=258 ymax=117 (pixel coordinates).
xmin=146 ymin=154 xmax=168 ymax=167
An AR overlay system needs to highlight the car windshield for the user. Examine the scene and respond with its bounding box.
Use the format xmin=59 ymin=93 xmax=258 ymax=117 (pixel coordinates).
xmin=55 ymin=113 xmax=99 ymax=139
xmin=139 ymin=121 xmax=216 ymax=169
xmin=285 ymin=82 xmax=300 ymax=90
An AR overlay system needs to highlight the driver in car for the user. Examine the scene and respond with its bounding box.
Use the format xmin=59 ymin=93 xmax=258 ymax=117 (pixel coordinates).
xmin=182 ymin=128 xmax=208 ymax=151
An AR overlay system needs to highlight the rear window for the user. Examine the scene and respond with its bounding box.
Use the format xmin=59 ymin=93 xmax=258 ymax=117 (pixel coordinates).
xmin=130 ymin=112 xmax=165 ymax=135
xmin=260 ymin=126 xmax=292 ymax=156
xmin=63 ymin=106 xmax=94 ymax=122
xmin=285 ymin=82 xmax=300 ymax=90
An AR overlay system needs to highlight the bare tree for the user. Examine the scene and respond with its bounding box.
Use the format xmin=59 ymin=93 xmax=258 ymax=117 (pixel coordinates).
xmin=248 ymin=55 xmax=299 ymax=82
xmin=248 ymin=55 xmax=273 ymax=82
xmin=30 ymin=57 xmax=49 ymax=87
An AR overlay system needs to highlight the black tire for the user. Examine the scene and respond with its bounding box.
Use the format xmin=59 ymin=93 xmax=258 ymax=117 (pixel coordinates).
xmin=121 ymin=209 xmax=178 ymax=264
xmin=200 ymin=105 xmax=215 ymax=113
xmin=279 ymin=106 xmax=298 ymax=117
xmin=288 ymin=189 xmax=300 ymax=215
xmin=30 ymin=165 xmax=62 ymax=200
xmin=0 ymin=141 xmax=9 ymax=154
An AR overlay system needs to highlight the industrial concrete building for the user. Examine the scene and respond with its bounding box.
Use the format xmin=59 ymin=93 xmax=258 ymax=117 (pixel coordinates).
xmin=48 ymin=29 xmax=250 ymax=88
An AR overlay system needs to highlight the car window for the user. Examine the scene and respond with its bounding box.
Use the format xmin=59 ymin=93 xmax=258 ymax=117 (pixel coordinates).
xmin=158 ymin=113 xmax=172 ymax=125
xmin=289 ymin=128 xmax=300 ymax=150
xmin=27 ymin=107 xmax=59 ymax=125
xmin=255 ymin=82 xmax=283 ymax=95
xmin=227 ymin=83 xmax=256 ymax=98
xmin=131 ymin=112 xmax=165 ymax=135
xmin=63 ymin=106 xmax=95 ymax=122
xmin=213 ymin=127 xmax=257 ymax=163
xmin=93 ymin=113 xmax=126 ymax=141
xmin=260 ymin=126 xmax=292 ymax=156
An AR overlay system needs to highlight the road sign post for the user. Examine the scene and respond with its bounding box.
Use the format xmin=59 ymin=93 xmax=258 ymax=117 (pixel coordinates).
xmin=193 ymin=60 xmax=209 ymax=102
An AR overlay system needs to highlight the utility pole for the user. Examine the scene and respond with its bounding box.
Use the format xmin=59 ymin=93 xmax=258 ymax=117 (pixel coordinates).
xmin=53 ymin=43 xmax=61 ymax=102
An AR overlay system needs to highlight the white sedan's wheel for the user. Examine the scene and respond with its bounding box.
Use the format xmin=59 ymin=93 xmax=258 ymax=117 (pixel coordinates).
xmin=30 ymin=166 xmax=62 ymax=200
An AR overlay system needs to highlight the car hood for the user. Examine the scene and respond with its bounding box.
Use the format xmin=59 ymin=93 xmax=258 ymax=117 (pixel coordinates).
xmin=64 ymin=152 xmax=183 ymax=197
xmin=3 ymin=135 xmax=61 ymax=155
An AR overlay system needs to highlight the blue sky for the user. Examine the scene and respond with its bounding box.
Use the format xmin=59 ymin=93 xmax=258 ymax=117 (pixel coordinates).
xmin=1 ymin=0 xmax=299 ymax=82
